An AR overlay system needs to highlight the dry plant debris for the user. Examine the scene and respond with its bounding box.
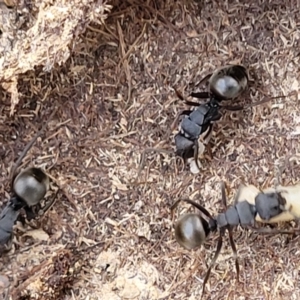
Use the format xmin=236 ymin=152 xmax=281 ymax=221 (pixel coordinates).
xmin=11 ymin=247 xmax=82 ymax=300
xmin=0 ymin=0 xmax=113 ymax=114
xmin=1 ymin=0 xmax=300 ymax=299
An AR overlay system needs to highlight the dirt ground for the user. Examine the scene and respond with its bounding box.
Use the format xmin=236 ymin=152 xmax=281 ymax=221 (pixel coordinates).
xmin=1 ymin=0 xmax=300 ymax=299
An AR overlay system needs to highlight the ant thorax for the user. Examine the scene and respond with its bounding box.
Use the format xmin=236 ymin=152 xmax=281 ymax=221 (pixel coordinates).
xmin=177 ymin=109 xmax=197 ymax=139
xmin=177 ymin=121 xmax=191 ymax=138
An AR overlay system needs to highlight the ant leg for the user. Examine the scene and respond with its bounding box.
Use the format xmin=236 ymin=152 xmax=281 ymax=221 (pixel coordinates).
xmin=188 ymin=140 xmax=204 ymax=174
xmin=205 ymin=144 xmax=213 ymax=160
xmin=184 ymin=100 xmax=204 ymax=106
xmin=255 ymin=228 xmax=300 ymax=234
xmin=4 ymin=287 xmax=10 ymax=300
xmin=221 ymin=96 xmax=280 ymax=112
xmin=191 ymin=92 xmax=210 ymax=99
xmin=38 ymin=189 xmax=59 ymax=216
xmin=24 ymin=206 xmax=36 ymax=221
xmin=250 ymin=226 xmax=300 ymax=235
xmin=209 ymin=112 xmax=222 ymax=122
xmin=220 ymin=182 xmax=228 ymax=209
xmin=223 ymin=96 xmax=281 ymax=112
xmin=173 ymin=88 xmax=185 ymax=101
xmin=174 ymin=88 xmax=207 ymax=106
xmin=201 ymin=228 xmax=225 ymax=299
xmin=193 ymin=140 xmax=202 ymax=172
xmin=0 ymin=236 xmax=13 ymax=254
xmin=227 ymin=227 xmax=240 ymax=282
xmin=202 ymin=125 xmax=213 ymax=143
xmin=246 ymin=96 xmax=286 ymax=108
xmin=221 ymin=104 xmax=244 ymax=111
xmin=179 ymin=110 xmax=192 ymax=116
xmin=197 ymin=73 xmax=212 ymax=87
xmin=190 ymin=75 xmax=212 ymax=101
xmin=201 ymin=125 xmax=214 ymax=160
xmin=174 ymin=85 xmax=210 ymax=106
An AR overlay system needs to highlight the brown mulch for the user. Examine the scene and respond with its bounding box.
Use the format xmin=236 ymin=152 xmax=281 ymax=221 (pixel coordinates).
xmin=1 ymin=0 xmax=300 ymax=299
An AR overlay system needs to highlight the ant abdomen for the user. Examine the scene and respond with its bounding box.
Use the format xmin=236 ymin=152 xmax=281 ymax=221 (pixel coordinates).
xmin=174 ymin=213 xmax=208 ymax=250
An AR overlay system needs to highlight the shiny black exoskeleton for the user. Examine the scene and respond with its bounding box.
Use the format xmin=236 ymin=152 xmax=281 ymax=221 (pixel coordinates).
xmin=171 ymin=182 xmax=287 ymax=298
xmin=0 ymin=197 xmax=25 ymax=247
xmin=174 ymin=65 xmax=249 ymax=172
xmin=0 ymin=167 xmax=49 ymax=253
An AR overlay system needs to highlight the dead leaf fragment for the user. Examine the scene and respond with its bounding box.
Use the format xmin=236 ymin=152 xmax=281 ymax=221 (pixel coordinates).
xmin=0 ymin=274 xmax=9 ymax=289
xmin=22 ymin=229 xmax=49 ymax=241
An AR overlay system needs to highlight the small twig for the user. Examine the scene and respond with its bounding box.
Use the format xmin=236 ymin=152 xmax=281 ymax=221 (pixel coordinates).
xmin=134 ymin=147 xmax=174 ymax=184
xmin=46 ymin=172 xmax=79 ymax=213
xmin=10 ymin=106 xmax=60 ymax=182
xmin=39 ymin=189 xmax=60 ymax=217
xmin=73 ymin=241 xmax=105 ymax=254
xmin=117 ymin=21 xmax=132 ymax=103
xmin=118 ymin=23 xmax=147 ymax=67
xmin=129 ymin=0 xmax=181 ymax=33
